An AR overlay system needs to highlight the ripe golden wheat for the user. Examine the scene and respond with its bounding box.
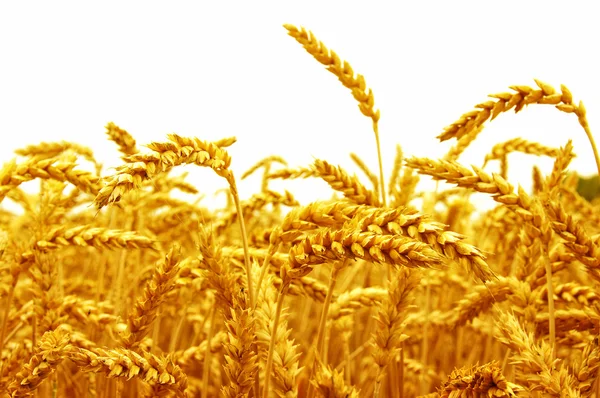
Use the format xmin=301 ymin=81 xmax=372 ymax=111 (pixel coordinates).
xmin=2 ymin=23 xmax=600 ymax=398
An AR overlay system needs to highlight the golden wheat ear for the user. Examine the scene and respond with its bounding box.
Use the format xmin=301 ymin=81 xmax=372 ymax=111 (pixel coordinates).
xmin=284 ymin=23 xmax=387 ymax=206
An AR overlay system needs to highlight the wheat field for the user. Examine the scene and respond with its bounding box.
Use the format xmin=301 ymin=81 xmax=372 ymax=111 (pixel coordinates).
xmin=1 ymin=23 xmax=600 ymax=398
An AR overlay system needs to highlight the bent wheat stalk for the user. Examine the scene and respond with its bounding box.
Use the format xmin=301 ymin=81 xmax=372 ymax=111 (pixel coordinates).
xmin=284 ymin=24 xmax=387 ymax=206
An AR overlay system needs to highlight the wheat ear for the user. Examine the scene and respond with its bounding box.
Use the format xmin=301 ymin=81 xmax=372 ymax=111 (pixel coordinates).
xmin=372 ymin=268 xmax=419 ymax=398
xmin=0 ymin=157 xmax=101 ymax=203
xmin=105 ymin=121 xmax=138 ymax=157
xmin=123 ymin=247 xmax=182 ymax=349
xmin=284 ymin=24 xmax=386 ymax=206
xmin=438 ymin=80 xmax=600 ymax=176
xmin=7 ymin=326 xmax=70 ymax=397
xmin=483 ymin=137 xmax=560 ymax=166
xmin=439 ymin=361 xmax=523 ymax=398
xmin=221 ymin=292 xmax=258 ymax=398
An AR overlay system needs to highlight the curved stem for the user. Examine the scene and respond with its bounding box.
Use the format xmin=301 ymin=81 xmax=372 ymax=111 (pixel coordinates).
xmin=226 ymin=172 xmax=255 ymax=309
xmin=255 ymin=242 xmax=281 ymax=310
xmin=315 ymin=267 xmax=339 ymax=358
xmin=582 ymin=123 xmax=600 ymax=177
xmin=373 ymin=122 xmax=387 ymax=207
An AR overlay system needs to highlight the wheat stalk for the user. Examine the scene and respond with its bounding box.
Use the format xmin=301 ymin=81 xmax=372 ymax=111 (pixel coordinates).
xmin=284 ymin=24 xmax=386 ymax=206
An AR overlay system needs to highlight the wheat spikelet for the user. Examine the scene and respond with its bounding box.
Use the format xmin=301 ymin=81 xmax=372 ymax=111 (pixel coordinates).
xmin=484 ymin=137 xmax=560 ymax=164
xmin=572 ymin=338 xmax=600 ymax=397
xmin=560 ymin=187 xmax=600 ymax=226
xmin=266 ymin=166 xmax=315 ymax=180
xmin=221 ymin=292 xmax=258 ymax=398
xmin=543 ymin=282 xmax=600 ymax=307
xmin=0 ymin=157 xmax=101 ymax=203
xmin=440 ymin=80 xmax=600 ymax=176
xmin=495 ymin=311 xmax=579 ymax=396
xmin=372 ymin=268 xmax=419 ymax=391
xmin=0 ymin=342 xmax=31 ymax=392
xmin=173 ymin=331 xmax=227 ymax=371
xmin=283 ymin=24 xmax=379 ymax=126
xmin=284 ymin=228 xmax=443 ymax=285
xmin=215 ymin=190 xmax=298 ymax=234
xmin=283 ymin=23 xmax=387 ymax=206
xmin=444 ymin=124 xmax=485 ymax=161
xmin=152 ymin=171 xmax=199 ymax=195
xmin=14 ymin=140 xmax=98 ymax=169
xmin=350 ymin=153 xmax=379 ymax=195
xmin=59 ymin=295 xmax=117 ymax=331
xmin=393 ymin=168 xmax=420 ymax=208
xmin=405 ymin=157 xmax=554 ymax=255
xmin=439 ymin=361 xmax=522 ymax=398
xmin=535 ymin=308 xmax=600 ymax=336
xmin=328 ymin=287 xmax=387 ymax=321
xmin=311 ymin=159 xmax=379 ymax=206
xmin=34 ymin=225 xmax=156 ymax=251
xmin=312 ymin=363 xmax=360 ymax=398
xmin=65 ymin=345 xmax=187 ymax=396
xmin=544 ymin=199 xmax=600 ymax=273
xmin=439 ymin=80 xmax=579 ymax=142
xmin=255 ymin=273 xmax=301 ymax=397
xmin=545 ymin=140 xmax=576 ymax=193
xmin=123 ymin=247 xmax=182 ymax=349
xmin=94 ymin=134 xmax=232 ymax=208
xmin=351 ymin=205 xmax=495 ymax=282
xmin=7 ymin=327 xmax=70 ymax=397
xmin=241 ymin=155 xmax=287 ymax=180
xmin=105 ymin=121 xmax=138 ymax=156
xmin=442 ymin=276 xmax=519 ymax=327
xmin=197 ymin=228 xmax=240 ymax=310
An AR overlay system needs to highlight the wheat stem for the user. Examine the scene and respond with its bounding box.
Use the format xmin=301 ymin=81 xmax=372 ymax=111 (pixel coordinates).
xmin=262 ymin=283 xmax=289 ymax=398
xmin=420 ymin=282 xmax=431 ymax=395
xmin=543 ymin=248 xmax=556 ymax=359
xmin=582 ymin=123 xmax=600 ymax=177
xmin=226 ymin=172 xmax=255 ymax=309
xmin=306 ymin=264 xmax=341 ymax=398
xmin=374 ymin=123 xmax=387 ymax=207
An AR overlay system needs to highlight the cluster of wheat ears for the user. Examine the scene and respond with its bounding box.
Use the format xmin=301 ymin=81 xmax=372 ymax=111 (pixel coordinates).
xmin=1 ymin=24 xmax=600 ymax=398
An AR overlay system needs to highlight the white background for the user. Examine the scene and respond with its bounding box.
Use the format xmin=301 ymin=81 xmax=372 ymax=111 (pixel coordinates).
xmin=1 ymin=1 xmax=599 ymax=210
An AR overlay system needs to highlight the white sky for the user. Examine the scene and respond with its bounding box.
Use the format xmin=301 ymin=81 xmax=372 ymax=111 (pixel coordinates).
xmin=1 ymin=2 xmax=599 ymax=210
